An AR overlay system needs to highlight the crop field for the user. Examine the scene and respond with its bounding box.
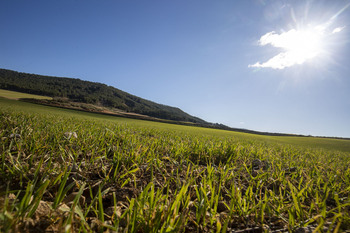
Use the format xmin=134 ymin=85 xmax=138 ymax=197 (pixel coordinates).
xmin=0 ymin=89 xmax=52 ymax=100
xmin=1 ymin=97 xmax=350 ymax=232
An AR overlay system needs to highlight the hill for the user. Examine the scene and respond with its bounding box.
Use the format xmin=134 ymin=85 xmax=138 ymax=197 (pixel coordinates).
xmin=2 ymin=68 xmax=348 ymax=139
xmin=0 ymin=68 xmax=206 ymax=124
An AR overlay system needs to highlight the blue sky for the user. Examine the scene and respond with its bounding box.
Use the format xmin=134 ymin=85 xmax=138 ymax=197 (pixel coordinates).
xmin=1 ymin=0 xmax=350 ymax=138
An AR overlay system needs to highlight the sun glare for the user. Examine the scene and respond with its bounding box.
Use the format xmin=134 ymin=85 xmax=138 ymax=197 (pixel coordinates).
xmin=283 ymin=28 xmax=324 ymax=63
xmin=250 ymin=26 xmax=328 ymax=69
xmin=249 ymin=2 xmax=349 ymax=70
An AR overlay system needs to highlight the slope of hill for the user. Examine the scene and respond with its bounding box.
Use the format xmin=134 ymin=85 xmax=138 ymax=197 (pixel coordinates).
xmin=0 ymin=68 xmax=206 ymax=124
xmin=2 ymin=68 xmax=348 ymax=139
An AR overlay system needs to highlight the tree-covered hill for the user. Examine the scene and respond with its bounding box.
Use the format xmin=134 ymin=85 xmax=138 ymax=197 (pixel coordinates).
xmin=0 ymin=68 xmax=206 ymax=124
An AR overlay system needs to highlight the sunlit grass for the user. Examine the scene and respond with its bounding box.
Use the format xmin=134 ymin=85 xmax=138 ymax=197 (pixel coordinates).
xmin=1 ymin=98 xmax=350 ymax=232
xmin=0 ymin=89 xmax=52 ymax=100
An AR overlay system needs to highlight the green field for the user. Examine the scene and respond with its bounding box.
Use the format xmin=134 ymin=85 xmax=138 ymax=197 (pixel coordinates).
xmin=0 ymin=89 xmax=52 ymax=100
xmin=1 ymin=97 xmax=350 ymax=232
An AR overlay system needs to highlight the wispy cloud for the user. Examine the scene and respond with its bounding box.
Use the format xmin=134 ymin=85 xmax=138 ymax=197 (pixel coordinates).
xmin=332 ymin=26 xmax=345 ymax=34
xmin=249 ymin=4 xmax=349 ymax=70
xmin=249 ymin=28 xmax=324 ymax=69
xmin=249 ymin=50 xmax=307 ymax=69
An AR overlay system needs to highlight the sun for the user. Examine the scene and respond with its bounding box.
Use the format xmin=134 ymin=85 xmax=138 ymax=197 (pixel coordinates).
xmin=280 ymin=28 xmax=324 ymax=64
xmin=249 ymin=20 xmax=346 ymax=69
xmin=249 ymin=1 xmax=350 ymax=70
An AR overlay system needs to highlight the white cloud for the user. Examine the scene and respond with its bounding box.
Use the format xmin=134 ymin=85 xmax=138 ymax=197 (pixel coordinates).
xmin=249 ymin=3 xmax=349 ymax=70
xmin=332 ymin=26 xmax=345 ymax=34
xmin=258 ymin=29 xmax=300 ymax=48
xmin=249 ymin=51 xmax=309 ymax=69
xmin=249 ymin=24 xmax=345 ymax=69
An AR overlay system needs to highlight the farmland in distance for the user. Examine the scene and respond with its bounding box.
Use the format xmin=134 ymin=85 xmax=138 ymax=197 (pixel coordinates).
xmin=0 ymin=89 xmax=52 ymax=100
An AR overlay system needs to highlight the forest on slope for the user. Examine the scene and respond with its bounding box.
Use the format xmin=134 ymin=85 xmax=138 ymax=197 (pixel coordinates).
xmin=0 ymin=68 xmax=206 ymax=124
